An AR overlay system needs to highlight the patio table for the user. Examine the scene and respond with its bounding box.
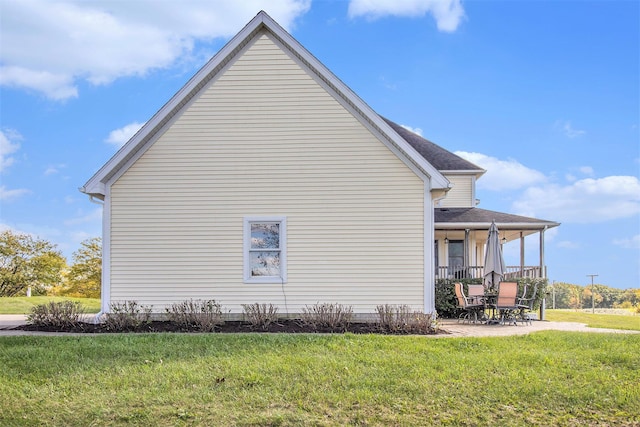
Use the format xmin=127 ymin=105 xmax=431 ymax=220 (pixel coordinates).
xmin=483 ymin=292 xmax=500 ymax=324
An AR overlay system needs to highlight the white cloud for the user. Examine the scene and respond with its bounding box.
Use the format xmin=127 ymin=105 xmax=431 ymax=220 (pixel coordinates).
xmin=400 ymin=124 xmax=423 ymax=136
xmin=513 ymin=176 xmax=640 ymax=223
xmin=105 ymin=122 xmax=146 ymax=148
xmin=555 ymin=120 xmax=586 ymax=139
xmin=455 ymin=151 xmax=546 ymax=191
xmin=44 ymin=164 xmax=66 ymax=176
xmin=348 ymin=0 xmax=465 ymax=32
xmin=579 ymin=166 xmax=594 ymax=176
xmin=613 ymin=234 xmax=640 ymax=249
xmin=0 ymin=185 xmax=30 ymax=201
xmin=566 ymin=166 xmax=594 ymax=182
xmin=0 ymin=66 xmax=78 ymax=100
xmin=0 ymin=0 xmax=311 ymax=100
xmin=64 ymin=208 xmax=103 ymax=226
xmin=0 ymin=129 xmax=22 ymax=172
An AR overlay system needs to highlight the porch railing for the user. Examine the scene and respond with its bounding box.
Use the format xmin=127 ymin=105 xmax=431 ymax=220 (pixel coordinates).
xmin=436 ymin=265 xmax=545 ymax=280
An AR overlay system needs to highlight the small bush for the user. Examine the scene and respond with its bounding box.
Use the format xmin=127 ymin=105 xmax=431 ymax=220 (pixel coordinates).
xmin=376 ymin=304 xmax=412 ymax=332
xmin=301 ymin=303 xmax=353 ymax=330
xmin=375 ymin=304 xmax=436 ymax=334
xmin=27 ymin=301 xmax=84 ymax=329
xmin=242 ymin=303 xmax=279 ymax=330
xmin=104 ymin=301 xmax=152 ymax=331
xmin=166 ymin=299 xmax=224 ymax=332
xmin=408 ymin=312 xmax=437 ymax=334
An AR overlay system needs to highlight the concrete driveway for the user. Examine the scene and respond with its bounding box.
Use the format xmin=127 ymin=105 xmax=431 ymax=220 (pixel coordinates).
xmin=0 ymin=315 xmax=28 ymax=329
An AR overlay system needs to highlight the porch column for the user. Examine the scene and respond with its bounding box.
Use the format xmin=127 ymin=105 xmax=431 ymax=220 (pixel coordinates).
xmin=520 ymin=232 xmax=525 ymax=277
xmin=464 ymin=229 xmax=470 ymax=277
xmin=539 ymin=226 xmax=547 ymax=278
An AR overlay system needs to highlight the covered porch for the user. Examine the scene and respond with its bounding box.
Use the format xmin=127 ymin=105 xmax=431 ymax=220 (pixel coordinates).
xmin=434 ymin=207 xmax=560 ymax=280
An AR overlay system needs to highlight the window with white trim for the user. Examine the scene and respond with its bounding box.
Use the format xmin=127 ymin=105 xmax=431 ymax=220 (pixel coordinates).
xmin=244 ymin=217 xmax=287 ymax=283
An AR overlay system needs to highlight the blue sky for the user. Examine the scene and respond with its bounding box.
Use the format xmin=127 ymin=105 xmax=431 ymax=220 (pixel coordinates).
xmin=1 ymin=0 xmax=638 ymax=289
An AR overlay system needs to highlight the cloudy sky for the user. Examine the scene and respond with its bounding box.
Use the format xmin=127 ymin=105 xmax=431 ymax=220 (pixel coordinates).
xmin=1 ymin=0 xmax=638 ymax=289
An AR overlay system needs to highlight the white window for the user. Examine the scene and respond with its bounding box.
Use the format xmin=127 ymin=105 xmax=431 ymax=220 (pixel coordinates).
xmin=244 ymin=217 xmax=287 ymax=283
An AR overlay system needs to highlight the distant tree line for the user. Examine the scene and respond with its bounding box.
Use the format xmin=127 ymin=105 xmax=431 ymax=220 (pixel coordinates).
xmin=2 ymin=229 xmax=639 ymax=312
xmin=0 ymin=230 xmax=101 ymax=298
xmin=547 ymin=281 xmax=640 ymax=312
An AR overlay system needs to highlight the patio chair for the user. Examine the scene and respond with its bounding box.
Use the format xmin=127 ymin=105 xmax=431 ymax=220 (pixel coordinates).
xmin=492 ymin=282 xmax=519 ymax=326
xmin=467 ymin=284 xmax=485 ymax=306
xmin=454 ymin=283 xmax=485 ymax=324
xmin=516 ymin=283 xmax=538 ymax=325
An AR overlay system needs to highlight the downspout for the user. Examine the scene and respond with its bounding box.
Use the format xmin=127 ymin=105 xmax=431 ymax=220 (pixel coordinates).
xmin=89 ymin=195 xmax=104 ymax=206
xmin=429 ymin=190 xmax=449 ymax=317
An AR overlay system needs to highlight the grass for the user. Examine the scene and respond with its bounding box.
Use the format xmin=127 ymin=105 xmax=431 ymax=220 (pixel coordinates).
xmin=545 ymin=309 xmax=640 ymax=331
xmin=0 ymin=296 xmax=101 ymax=314
xmin=0 ymin=332 xmax=638 ymax=426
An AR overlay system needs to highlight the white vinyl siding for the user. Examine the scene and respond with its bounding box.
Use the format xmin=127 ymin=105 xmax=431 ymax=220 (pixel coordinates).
xmin=439 ymin=175 xmax=475 ymax=207
xmin=108 ymin=31 xmax=425 ymax=314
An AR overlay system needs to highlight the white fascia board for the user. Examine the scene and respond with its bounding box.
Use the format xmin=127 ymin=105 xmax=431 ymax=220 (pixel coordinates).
xmin=443 ymin=169 xmax=486 ymax=178
xmin=435 ymin=222 xmax=560 ymax=230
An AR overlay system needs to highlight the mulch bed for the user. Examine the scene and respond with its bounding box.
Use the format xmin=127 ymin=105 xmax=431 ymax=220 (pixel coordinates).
xmin=16 ymin=319 xmax=439 ymax=335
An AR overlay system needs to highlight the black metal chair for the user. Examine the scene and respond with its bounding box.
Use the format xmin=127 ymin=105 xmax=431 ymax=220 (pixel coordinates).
xmin=454 ymin=283 xmax=485 ymax=324
xmin=516 ymin=283 xmax=538 ymax=325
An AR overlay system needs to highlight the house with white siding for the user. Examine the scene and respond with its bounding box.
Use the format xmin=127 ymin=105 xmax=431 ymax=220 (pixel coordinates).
xmin=81 ymin=11 xmax=558 ymax=318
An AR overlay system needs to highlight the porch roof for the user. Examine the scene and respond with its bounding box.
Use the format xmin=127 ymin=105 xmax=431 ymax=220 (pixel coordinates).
xmin=435 ymin=207 xmax=560 ymax=231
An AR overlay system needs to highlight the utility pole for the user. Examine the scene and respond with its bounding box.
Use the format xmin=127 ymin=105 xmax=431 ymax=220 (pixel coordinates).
xmin=587 ymin=274 xmax=598 ymax=314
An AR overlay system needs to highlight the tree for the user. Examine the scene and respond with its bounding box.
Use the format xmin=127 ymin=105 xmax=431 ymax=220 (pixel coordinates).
xmin=0 ymin=230 xmax=66 ymax=296
xmin=64 ymin=237 xmax=101 ymax=298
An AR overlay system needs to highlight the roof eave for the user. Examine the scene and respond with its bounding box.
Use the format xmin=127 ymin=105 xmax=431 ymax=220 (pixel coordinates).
xmin=435 ymin=221 xmax=560 ymax=230
xmin=441 ymin=169 xmax=486 ymax=178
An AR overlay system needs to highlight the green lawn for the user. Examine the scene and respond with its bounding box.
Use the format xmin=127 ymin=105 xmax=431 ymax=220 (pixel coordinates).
xmin=545 ymin=309 xmax=640 ymax=331
xmin=0 ymin=332 xmax=638 ymax=426
xmin=0 ymin=296 xmax=101 ymax=314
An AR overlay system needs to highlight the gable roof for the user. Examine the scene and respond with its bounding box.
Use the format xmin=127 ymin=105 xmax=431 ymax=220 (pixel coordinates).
xmin=81 ymin=10 xmax=450 ymax=199
xmin=382 ymin=118 xmax=484 ymax=175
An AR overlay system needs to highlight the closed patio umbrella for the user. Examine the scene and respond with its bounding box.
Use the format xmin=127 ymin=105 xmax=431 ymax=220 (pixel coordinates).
xmin=484 ymin=221 xmax=506 ymax=291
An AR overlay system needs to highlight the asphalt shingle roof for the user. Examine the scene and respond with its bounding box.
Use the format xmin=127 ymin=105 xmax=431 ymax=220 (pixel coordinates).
xmin=435 ymin=207 xmax=559 ymax=228
xmin=383 ymin=118 xmax=484 ymax=172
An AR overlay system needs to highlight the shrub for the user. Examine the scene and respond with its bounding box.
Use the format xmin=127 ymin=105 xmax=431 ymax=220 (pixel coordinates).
xmin=409 ymin=311 xmax=437 ymax=334
xmin=375 ymin=304 xmax=412 ymax=332
xmin=435 ymin=278 xmax=482 ymax=318
xmin=166 ymin=299 xmax=224 ymax=332
xmin=104 ymin=301 xmax=152 ymax=331
xmin=27 ymin=301 xmax=84 ymax=329
xmin=242 ymin=303 xmax=279 ymax=330
xmin=300 ymin=302 xmax=353 ymax=330
xmin=375 ymin=304 xmax=436 ymax=334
